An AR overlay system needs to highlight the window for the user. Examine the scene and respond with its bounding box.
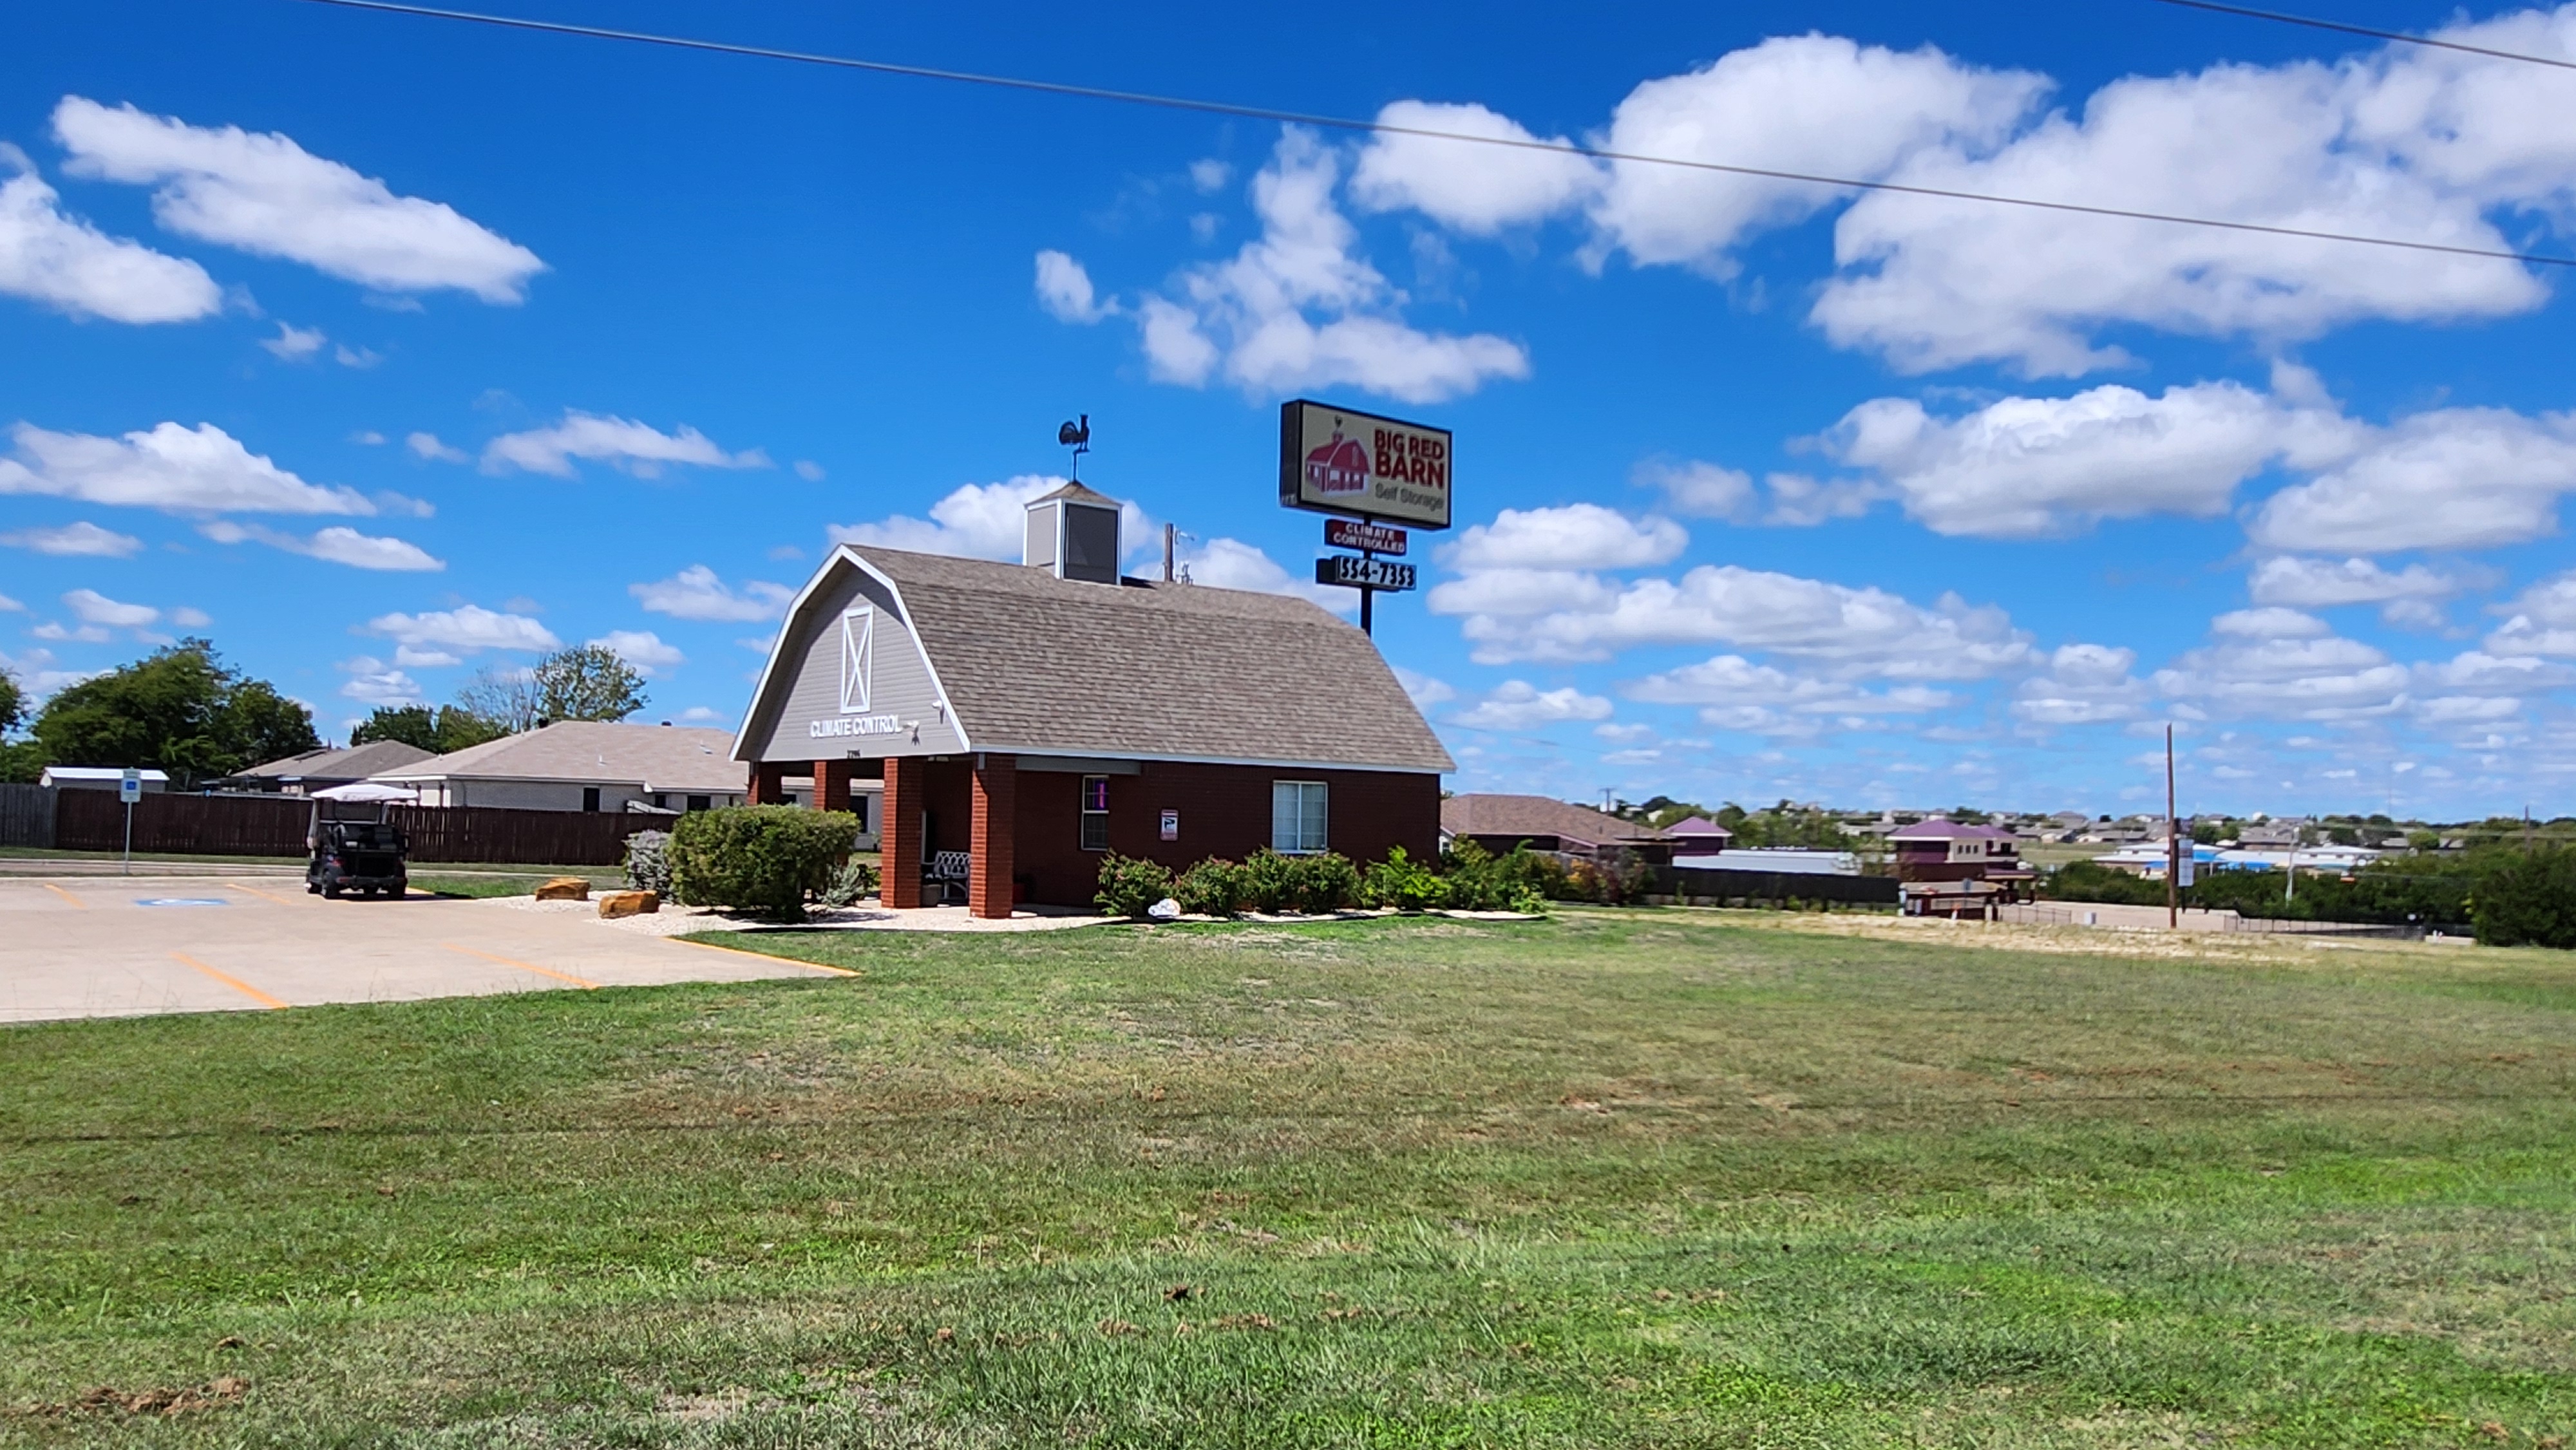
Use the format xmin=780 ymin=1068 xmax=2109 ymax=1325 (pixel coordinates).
xmin=1080 ymin=775 xmax=1110 ymax=851
xmin=582 ymin=786 xmax=601 ymax=813
xmin=1271 ymin=780 xmax=1327 ymax=854
xmin=687 ymin=794 xmax=711 ymax=812
xmin=852 ymin=795 xmax=869 ymax=832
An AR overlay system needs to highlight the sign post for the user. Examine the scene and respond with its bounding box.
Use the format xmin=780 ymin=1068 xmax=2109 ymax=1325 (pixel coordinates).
xmin=118 ymin=767 xmax=140 ymax=876
xmin=1280 ymin=400 xmax=1450 ymax=635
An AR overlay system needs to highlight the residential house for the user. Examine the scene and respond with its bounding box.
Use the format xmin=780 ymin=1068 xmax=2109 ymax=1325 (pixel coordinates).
xmin=368 ymin=720 xmax=757 ymax=818
xmin=1440 ymin=795 xmax=1674 ymax=865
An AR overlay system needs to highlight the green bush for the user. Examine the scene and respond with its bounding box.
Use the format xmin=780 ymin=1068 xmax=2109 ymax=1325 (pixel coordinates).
xmin=818 ymin=857 xmax=879 ymax=909
xmin=1241 ymin=849 xmax=1302 ymax=913
xmin=1439 ymin=839 xmax=1557 ymax=910
xmin=1361 ymin=846 xmax=1450 ymax=912
xmin=668 ymin=806 xmax=860 ymax=921
xmin=2472 ymin=849 xmax=2576 ymax=947
xmin=622 ymin=829 xmax=672 ymax=896
xmin=1095 ymin=853 xmax=1175 ymax=919
xmin=1291 ymin=851 xmax=1360 ymax=913
xmin=1175 ymin=858 xmax=1249 ymax=917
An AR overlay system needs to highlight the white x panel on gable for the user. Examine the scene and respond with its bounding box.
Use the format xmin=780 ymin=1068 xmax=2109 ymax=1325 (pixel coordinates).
xmin=839 ymin=607 xmax=874 ymax=714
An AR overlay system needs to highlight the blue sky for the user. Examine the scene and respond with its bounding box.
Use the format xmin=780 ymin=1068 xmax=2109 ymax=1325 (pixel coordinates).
xmin=7 ymin=0 xmax=2576 ymax=820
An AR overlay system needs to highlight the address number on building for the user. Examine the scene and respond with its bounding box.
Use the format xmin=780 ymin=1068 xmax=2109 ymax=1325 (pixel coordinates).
xmin=1314 ymin=555 xmax=1416 ymax=592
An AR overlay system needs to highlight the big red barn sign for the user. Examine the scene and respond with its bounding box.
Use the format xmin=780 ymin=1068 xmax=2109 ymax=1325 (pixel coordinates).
xmin=1278 ymin=400 xmax=1453 ymax=530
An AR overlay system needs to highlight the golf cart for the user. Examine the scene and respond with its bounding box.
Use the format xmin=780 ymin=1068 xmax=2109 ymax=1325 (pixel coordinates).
xmin=305 ymin=782 xmax=415 ymax=899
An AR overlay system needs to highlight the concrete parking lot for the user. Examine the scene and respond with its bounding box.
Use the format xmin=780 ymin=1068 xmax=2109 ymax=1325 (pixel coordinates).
xmin=0 ymin=875 xmax=852 ymax=1024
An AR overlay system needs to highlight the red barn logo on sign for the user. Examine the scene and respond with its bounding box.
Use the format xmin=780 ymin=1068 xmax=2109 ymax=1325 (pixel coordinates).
xmin=1304 ymin=429 xmax=1370 ymax=495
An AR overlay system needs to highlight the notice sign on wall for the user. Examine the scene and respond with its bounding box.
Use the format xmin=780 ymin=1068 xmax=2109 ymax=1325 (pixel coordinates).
xmin=1279 ymin=399 xmax=1452 ymax=530
xmin=1159 ymin=809 xmax=1180 ymax=842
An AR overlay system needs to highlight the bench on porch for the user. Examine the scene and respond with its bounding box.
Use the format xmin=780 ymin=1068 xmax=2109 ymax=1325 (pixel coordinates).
xmin=923 ymin=849 xmax=972 ymax=907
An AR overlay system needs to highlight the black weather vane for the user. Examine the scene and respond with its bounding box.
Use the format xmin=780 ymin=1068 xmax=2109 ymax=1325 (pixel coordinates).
xmin=1057 ymin=413 xmax=1090 ymax=480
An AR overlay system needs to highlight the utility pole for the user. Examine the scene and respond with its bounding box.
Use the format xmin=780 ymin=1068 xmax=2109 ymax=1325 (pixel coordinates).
xmin=2165 ymin=724 xmax=2179 ymax=931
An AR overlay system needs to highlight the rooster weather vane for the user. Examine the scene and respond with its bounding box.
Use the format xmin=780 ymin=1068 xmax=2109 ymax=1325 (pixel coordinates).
xmin=1057 ymin=414 xmax=1091 ymax=481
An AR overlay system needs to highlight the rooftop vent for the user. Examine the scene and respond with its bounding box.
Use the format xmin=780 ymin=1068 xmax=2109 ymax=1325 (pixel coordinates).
xmin=1024 ymin=482 xmax=1122 ymax=585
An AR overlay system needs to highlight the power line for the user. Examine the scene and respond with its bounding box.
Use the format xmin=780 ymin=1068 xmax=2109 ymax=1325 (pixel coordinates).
xmin=2145 ymin=0 xmax=2576 ymax=72
xmin=284 ymin=0 xmax=2576 ymax=269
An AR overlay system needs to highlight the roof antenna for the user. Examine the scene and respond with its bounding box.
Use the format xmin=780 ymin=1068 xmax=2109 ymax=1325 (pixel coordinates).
xmin=1057 ymin=413 xmax=1091 ymax=481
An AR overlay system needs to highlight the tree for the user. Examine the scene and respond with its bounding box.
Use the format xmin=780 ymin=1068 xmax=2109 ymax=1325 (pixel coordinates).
xmin=454 ymin=666 xmax=542 ymax=735
xmin=530 ymin=644 xmax=648 ymax=722
xmin=0 ymin=665 xmax=43 ymax=783
xmin=31 ymin=639 xmax=318 ymax=787
xmin=0 ymin=666 xmax=21 ymax=735
xmin=352 ymin=704 xmax=505 ymax=754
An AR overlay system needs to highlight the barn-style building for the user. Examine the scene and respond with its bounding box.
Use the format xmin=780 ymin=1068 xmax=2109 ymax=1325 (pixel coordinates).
xmin=734 ymin=484 xmax=1452 ymax=916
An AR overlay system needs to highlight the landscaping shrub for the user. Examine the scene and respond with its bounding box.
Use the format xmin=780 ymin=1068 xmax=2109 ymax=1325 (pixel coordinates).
xmin=1291 ymin=851 xmax=1361 ymax=913
xmin=668 ymin=806 xmax=860 ymax=921
xmin=1241 ymin=848 xmax=1302 ymax=913
xmin=1361 ymin=846 xmax=1450 ymax=912
xmin=1095 ymin=852 xmax=1175 ymax=919
xmin=817 ymin=857 xmax=879 ymax=909
xmin=1562 ymin=847 xmax=1654 ymax=905
xmin=623 ymin=829 xmax=672 ymax=896
xmin=1175 ymin=858 xmax=1249 ymax=917
xmin=1439 ymin=839 xmax=1556 ymax=910
xmin=2472 ymin=848 xmax=2576 ymax=947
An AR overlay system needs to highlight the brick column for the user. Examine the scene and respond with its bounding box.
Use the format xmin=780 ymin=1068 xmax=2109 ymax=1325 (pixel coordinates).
xmin=969 ymin=753 xmax=1016 ymax=920
xmin=815 ymin=757 xmax=853 ymax=813
xmin=748 ymin=760 xmax=788 ymax=805
xmin=881 ymin=757 xmax=922 ymax=909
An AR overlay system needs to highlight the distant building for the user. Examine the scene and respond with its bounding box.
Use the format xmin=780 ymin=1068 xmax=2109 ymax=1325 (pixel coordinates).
xmin=1889 ymin=817 xmax=2033 ymax=899
xmin=217 ymin=739 xmax=436 ymax=796
xmin=2239 ymin=818 xmax=2307 ymax=847
xmin=1441 ymin=795 xmax=1674 ymax=865
xmin=368 ymin=720 xmax=753 ymax=816
xmin=1662 ymin=815 xmax=1735 ymax=864
xmin=1689 ymin=848 xmax=1859 ymax=876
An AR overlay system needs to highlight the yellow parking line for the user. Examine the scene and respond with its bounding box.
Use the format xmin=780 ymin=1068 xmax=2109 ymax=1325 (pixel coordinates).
xmin=669 ymin=936 xmax=860 ymax=977
xmin=170 ymin=952 xmax=288 ymax=1010
xmin=442 ymin=943 xmax=598 ymax=990
xmin=42 ymin=883 xmax=87 ymax=910
xmin=225 ymin=880 xmax=300 ymax=906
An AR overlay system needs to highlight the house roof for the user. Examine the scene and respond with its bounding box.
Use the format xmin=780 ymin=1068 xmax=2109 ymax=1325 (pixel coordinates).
xmin=1663 ymin=815 xmax=1734 ymax=838
xmin=41 ymin=766 xmax=169 ymax=782
xmin=1888 ymin=817 xmax=2020 ymax=842
xmin=1033 ymin=482 xmax=1119 ymax=507
xmin=370 ymin=721 xmax=748 ymax=793
xmin=750 ymin=545 xmax=1452 ymax=773
xmin=234 ymin=739 xmax=436 ymax=782
xmin=1441 ymin=795 xmax=1666 ymax=849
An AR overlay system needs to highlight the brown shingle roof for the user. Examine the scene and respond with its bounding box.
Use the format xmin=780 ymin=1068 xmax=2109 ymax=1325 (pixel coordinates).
xmin=234 ymin=739 xmax=436 ymax=781
xmin=1441 ymin=794 xmax=1667 ymax=849
xmin=852 ymin=546 xmax=1452 ymax=773
xmin=370 ymin=721 xmax=748 ymax=793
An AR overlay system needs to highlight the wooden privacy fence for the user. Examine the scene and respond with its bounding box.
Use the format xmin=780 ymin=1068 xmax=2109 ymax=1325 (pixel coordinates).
xmin=0 ymin=784 xmax=56 ymax=849
xmin=1650 ymin=866 xmax=1900 ymax=907
xmin=48 ymin=789 xmax=650 ymax=866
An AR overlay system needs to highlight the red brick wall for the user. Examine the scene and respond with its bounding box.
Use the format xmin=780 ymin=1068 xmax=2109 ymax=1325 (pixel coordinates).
xmin=1007 ymin=762 xmax=1441 ymax=907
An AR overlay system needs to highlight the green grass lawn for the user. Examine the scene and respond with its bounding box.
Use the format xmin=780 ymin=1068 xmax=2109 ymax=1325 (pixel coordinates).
xmin=2 ymin=912 xmax=2570 ymax=1447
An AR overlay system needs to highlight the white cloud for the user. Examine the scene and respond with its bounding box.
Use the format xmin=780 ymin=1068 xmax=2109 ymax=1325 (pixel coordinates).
xmin=1439 ymin=504 xmax=1686 ymax=571
xmin=2486 ymin=570 xmax=2576 ymax=657
xmin=349 ymin=430 xmax=385 ymax=446
xmin=63 ymin=588 xmax=158 ymax=628
xmin=480 ymin=411 xmax=770 ymax=478
xmin=0 ymin=645 xmax=103 ymax=699
xmin=54 ymin=96 xmax=544 ymax=301
xmin=337 ymin=655 xmax=423 ymax=707
xmin=363 ymin=604 xmax=558 ymax=654
xmin=1449 ymin=679 xmax=1614 ymax=730
xmin=1622 ymin=652 xmax=1952 ymax=736
xmin=0 ymin=420 xmax=372 ymax=515
xmin=2247 ymin=407 xmax=2576 ymax=552
xmin=2012 ymin=643 xmax=2148 ymax=725
xmin=2249 ymin=555 xmax=2465 ymax=609
xmin=1434 ymin=560 xmax=2034 ymax=675
xmin=1594 ymin=721 xmax=1656 ymax=744
xmin=334 ymin=343 xmax=379 ymax=368
xmin=405 ymin=431 xmax=468 ymax=464
xmin=259 ymin=320 xmax=323 ymax=360
xmin=1349 ymin=100 xmax=1604 ymax=235
xmin=588 ymin=628 xmax=684 ymax=676
xmin=830 ymin=475 xmax=1150 ymax=564
xmin=677 ymin=704 xmax=726 ymax=725
xmin=0 ymin=520 xmax=142 ymax=556
xmin=629 ymin=565 xmax=792 ymax=623
xmin=169 ymin=605 xmax=210 ymax=628
xmin=1103 ymin=129 xmax=1528 ymax=404
xmin=29 ymin=622 xmax=110 ymax=644
xmin=1188 ymin=158 xmax=1232 ymax=194
xmin=0 ymin=594 xmax=19 ymax=612
xmin=792 ymin=460 xmax=824 ymax=482
xmin=200 ymin=520 xmax=442 ymax=570
xmin=1636 ymin=459 xmax=1754 ymax=520
xmin=1829 ymin=379 xmax=2354 ymax=538
xmin=1392 ymin=665 xmax=1455 ymax=709
xmin=0 ymin=164 xmax=219 ymax=324
xmin=1179 ymin=536 xmax=1356 ymax=614
xmin=2154 ymin=613 xmax=2407 ymax=720
xmin=1586 ymin=35 xmax=2043 ymax=276
xmin=1034 ymin=249 xmax=1112 ymax=323
xmin=393 ymin=644 xmax=459 ymax=669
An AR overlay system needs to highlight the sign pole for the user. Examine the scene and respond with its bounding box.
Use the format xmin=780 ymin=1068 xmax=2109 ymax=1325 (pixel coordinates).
xmin=2165 ymin=724 xmax=2178 ymax=931
xmin=1358 ymin=545 xmax=1374 ymax=636
xmin=120 ymin=767 xmax=140 ymax=876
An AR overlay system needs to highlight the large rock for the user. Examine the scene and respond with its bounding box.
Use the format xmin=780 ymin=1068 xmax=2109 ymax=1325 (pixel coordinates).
xmin=534 ymin=876 xmax=591 ymax=901
xmin=598 ymin=889 xmax=659 ymax=919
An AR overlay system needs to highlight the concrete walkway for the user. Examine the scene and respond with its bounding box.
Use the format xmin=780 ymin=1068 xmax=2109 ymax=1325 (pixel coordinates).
xmin=0 ymin=876 xmax=854 ymax=1024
